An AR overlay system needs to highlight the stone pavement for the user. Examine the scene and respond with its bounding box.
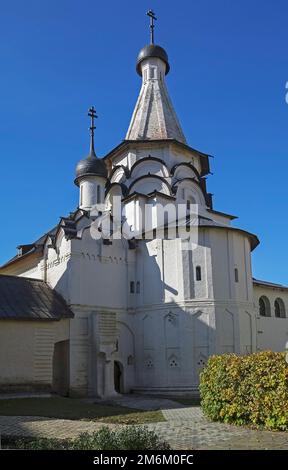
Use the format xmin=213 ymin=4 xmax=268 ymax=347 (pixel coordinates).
xmin=102 ymin=395 xmax=184 ymax=411
xmin=147 ymin=407 xmax=288 ymax=450
xmin=0 ymin=416 xmax=114 ymax=440
xmin=0 ymin=396 xmax=287 ymax=449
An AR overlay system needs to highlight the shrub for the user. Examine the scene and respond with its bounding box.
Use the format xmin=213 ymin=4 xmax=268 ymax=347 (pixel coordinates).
xmin=12 ymin=426 xmax=170 ymax=450
xmin=200 ymin=351 xmax=288 ymax=430
xmin=71 ymin=426 xmax=170 ymax=450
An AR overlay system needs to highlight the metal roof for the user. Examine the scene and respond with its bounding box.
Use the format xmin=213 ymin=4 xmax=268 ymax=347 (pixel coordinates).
xmin=0 ymin=275 xmax=74 ymax=321
xmin=253 ymin=278 xmax=288 ymax=290
xmin=136 ymin=44 xmax=170 ymax=76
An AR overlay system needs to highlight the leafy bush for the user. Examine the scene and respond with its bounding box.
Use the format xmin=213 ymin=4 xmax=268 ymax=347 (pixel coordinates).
xmin=71 ymin=426 xmax=170 ymax=450
xmin=14 ymin=437 xmax=69 ymax=450
xmin=200 ymin=351 xmax=288 ymax=430
xmin=13 ymin=426 xmax=170 ymax=450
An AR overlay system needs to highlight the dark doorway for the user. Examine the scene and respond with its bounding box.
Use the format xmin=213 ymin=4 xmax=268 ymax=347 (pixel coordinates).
xmin=52 ymin=340 xmax=69 ymax=396
xmin=114 ymin=361 xmax=123 ymax=393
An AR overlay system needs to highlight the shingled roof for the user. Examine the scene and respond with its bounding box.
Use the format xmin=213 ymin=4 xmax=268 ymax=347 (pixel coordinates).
xmin=0 ymin=275 xmax=74 ymax=320
xmin=0 ymin=208 xmax=90 ymax=270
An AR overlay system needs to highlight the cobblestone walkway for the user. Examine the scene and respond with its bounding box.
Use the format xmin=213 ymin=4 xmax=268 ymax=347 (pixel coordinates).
xmin=0 ymin=398 xmax=287 ymax=449
xmin=147 ymin=407 xmax=288 ymax=450
xmin=0 ymin=416 xmax=115 ymax=440
xmin=103 ymin=395 xmax=184 ymax=411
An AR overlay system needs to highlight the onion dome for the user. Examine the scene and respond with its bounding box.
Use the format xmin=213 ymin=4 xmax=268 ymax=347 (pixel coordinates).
xmin=74 ymin=106 xmax=107 ymax=186
xmin=75 ymin=154 xmax=107 ymax=186
xmin=136 ymin=44 xmax=170 ymax=76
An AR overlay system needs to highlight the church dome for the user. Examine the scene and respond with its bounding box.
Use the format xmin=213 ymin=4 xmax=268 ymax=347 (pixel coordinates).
xmin=74 ymin=154 xmax=107 ymax=186
xmin=136 ymin=44 xmax=170 ymax=76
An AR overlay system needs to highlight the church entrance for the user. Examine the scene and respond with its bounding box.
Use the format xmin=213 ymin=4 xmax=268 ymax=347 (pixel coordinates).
xmin=114 ymin=361 xmax=123 ymax=393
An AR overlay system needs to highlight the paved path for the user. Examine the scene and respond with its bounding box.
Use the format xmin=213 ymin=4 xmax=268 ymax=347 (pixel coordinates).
xmin=0 ymin=416 xmax=115 ymax=440
xmin=0 ymin=396 xmax=287 ymax=449
xmin=102 ymin=395 xmax=184 ymax=411
xmin=147 ymin=407 xmax=288 ymax=450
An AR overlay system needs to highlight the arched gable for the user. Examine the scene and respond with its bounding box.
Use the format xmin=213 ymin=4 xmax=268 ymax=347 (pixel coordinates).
xmin=129 ymin=174 xmax=171 ymax=196
xmin=130 ymin=156 xmax=169 ymax=180
xmin=105 ymin=182 xmax=128 ymax=208
xmin=173 ymin=178 xmax=207 ymax=206
xmin=109 ymin=165 xmax=129 ymax=184
xmin=171 ymin=162 xmax=201 ymax=181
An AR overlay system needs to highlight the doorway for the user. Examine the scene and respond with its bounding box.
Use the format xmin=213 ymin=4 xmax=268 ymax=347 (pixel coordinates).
xmin=52 ymin=340 xmax=69 ymax=396
xmin=114 ymin=361 xmax=123 ymax=393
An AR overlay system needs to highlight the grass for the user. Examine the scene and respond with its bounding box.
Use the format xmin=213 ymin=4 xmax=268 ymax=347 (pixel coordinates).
xmin=0 ymin=397 xmax=164 ymax=425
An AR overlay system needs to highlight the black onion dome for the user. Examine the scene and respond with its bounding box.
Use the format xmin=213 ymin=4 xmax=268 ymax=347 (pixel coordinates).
xmin=136 ymin=44 xmax=170 ymax=76
xmin=74 ymin=154 xmax=107 ymax=186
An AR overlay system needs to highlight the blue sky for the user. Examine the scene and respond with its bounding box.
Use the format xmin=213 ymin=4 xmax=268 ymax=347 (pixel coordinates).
xmin=0 ymin=0 xmax=287 ymax=283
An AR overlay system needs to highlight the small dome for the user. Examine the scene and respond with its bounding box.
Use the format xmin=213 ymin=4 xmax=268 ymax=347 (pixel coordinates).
xmin=75 ymin=155 xmax=107 ymax=186
xmin=136 ymin=44 xmax=170 ymax=76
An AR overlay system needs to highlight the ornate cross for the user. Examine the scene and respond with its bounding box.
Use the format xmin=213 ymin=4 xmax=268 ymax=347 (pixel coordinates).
xmin=88 ymin=106 xmax=98 ymax=156
xmin=88 ymin=106 xmax=97 ymax=136
xmin=147 ymin=9 xmax=157 ymax=44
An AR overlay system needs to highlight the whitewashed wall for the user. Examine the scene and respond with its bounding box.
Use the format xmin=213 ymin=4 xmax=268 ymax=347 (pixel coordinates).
xmin=0 ymin=319 xmax=69 ymax=390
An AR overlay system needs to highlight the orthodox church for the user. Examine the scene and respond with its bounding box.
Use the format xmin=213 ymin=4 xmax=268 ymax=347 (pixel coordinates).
xmin=0 ymin=15 xmax=287 ymax=397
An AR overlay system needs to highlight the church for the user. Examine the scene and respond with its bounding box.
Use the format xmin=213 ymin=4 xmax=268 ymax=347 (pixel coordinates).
xmin=0 ymin=14 xmax=287 ymax=397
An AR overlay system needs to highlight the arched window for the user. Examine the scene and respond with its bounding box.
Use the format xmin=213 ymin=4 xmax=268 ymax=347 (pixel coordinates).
xmin=274 ymin=298 xmax=286 ymax=318
xmin=234 ymin=268 xmax=239 ymax=283
xmin=130 ymin=281 xmax=135 ymax=294
xmin=259 ymin=296 xmax=271 ymax=317
xmin=196 ymin=266 xmax=202 ymax=281
xmin=136 ymin=281 xmax=140 ymax=294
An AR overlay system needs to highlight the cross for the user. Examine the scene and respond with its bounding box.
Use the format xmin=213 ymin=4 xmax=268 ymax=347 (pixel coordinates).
xmin=147 ymin=9 xmax=157 ymax=44
xmin=88 ymin=106 xmax=97 ymax=136
xmin=88 ymin=106 xmax=98 ymax=156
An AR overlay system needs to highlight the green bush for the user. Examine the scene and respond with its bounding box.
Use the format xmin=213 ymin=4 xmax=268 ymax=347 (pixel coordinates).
xmin=200 ymin=351 xmax=288 ymax=430
xmin=13 ymin=426 xmax=170 ymax=450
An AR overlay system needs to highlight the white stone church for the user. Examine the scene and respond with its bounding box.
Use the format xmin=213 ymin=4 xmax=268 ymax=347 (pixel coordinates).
xmin=0 ymin=28 xmax=287 ymax=397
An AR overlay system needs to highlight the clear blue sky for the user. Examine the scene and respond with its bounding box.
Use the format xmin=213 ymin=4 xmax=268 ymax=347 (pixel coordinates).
xmin=0 ymin=0 xmax=287 ymax=284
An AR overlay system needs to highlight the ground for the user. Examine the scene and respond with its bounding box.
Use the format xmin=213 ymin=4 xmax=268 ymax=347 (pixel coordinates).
xmin=0 ymin=397 xmax=163 ymax=425
xmin=0 ymin=395 xmax=287 ymax=450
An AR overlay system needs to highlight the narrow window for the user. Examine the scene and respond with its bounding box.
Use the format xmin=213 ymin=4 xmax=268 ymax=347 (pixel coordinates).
xmin=164 ymin=212 xmax=169 ymax=239
xmin=80 ymin=185 xmax=83 ymax=206
xmin=234 ymin=268 xmax=239 ymax=283
xmin=149 ymin=66 xmax=156 ymax=79
xmin=97 ymin=185 xmax=101 ymax=204
xmin=196 ymin=266 xmax=201 ymax=281
xmin=130 ymin=281 xmax=135 ymax=294
xmin=136 ymin=281 xmax=140 ymax=294
xmin=186 ymin=199 xmax=192 ymax=227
